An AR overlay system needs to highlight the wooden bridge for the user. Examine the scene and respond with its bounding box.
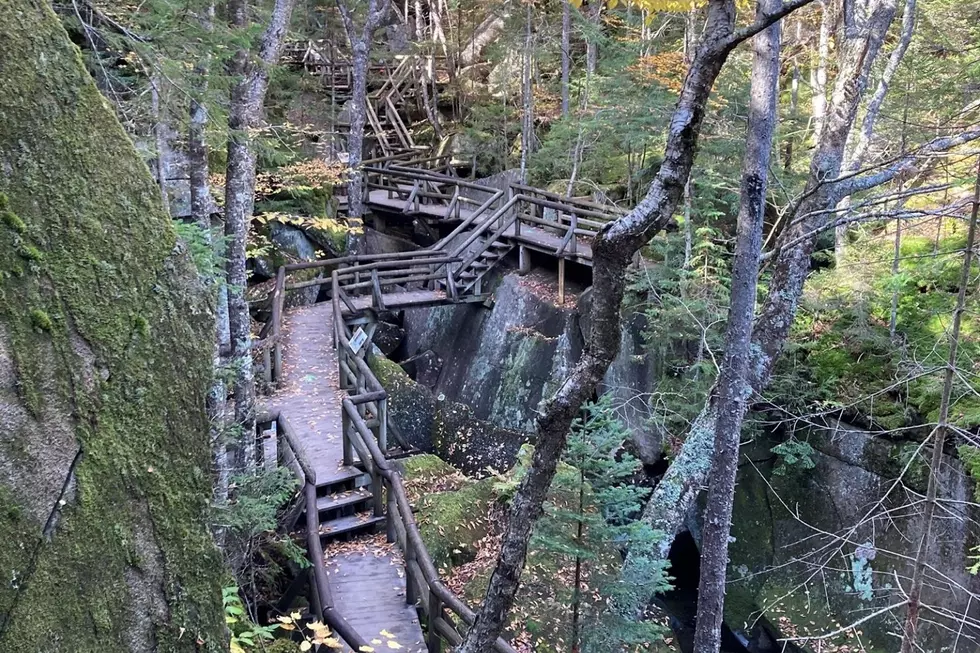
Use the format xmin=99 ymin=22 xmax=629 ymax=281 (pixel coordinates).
xmin=252 ymin=166 xmax=623 ymax=649
xmin=253 ymin=31 xmax=627 ymax=653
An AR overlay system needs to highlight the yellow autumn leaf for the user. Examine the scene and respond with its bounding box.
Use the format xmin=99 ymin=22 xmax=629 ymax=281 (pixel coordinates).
xmin=277 ymin=615 xmax=293 ymax=625
xmin=323 ymin=637 xmax=343 ymax=648
xmin=386 ymin=642 xmax=402 ymax=650
xmin=291 ymin=611 xmax=303 ymax=621
xmin=359 ymin=647 xmax=376 ymax=652
xmin=230 ymin=642 xmax=246 ymax=653
xmin=380 ymin=630 xmax=395 ymax=639
xmin=300 ymin=642 xmax=312 ymax=652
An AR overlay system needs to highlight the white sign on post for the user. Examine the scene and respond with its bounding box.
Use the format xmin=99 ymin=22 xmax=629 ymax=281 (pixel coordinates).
xmin=349 ymin=327 xmax=368 ymax=355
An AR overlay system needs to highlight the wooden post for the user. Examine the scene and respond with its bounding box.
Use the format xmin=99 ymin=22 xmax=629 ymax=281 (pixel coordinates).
xmin=569 ymin=212 xmax=578 ymax=255
xmin=273 ymin=342 xmax=282 ymax=385
xmin=405 ymin=538 xmax=417 ymax=606
xmin=519 ymin=245 xmax=531 ymax=275
xmin=372 ymin=472 xmax=384 ymax=518
xmin=342 ymin=410 xmax=353 ymax=467
xmin=386 ymin=481 xmax=396 ymax=543
xmin=379 ymin=398 xmax=389 ymax=452
xmin=262 ymin=348 xmax=272 ymax=383
xmin=558 ymin=257 xmax=566 ymax=305
xmin=427 ymin=594 xmax=443 ymax=653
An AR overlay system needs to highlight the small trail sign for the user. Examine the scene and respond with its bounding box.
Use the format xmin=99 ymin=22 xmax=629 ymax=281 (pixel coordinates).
xmin=349 ymin=327 xmax=368 ymax=354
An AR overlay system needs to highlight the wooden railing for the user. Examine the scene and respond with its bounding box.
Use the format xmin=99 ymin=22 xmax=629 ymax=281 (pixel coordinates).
xmin=256 ymin=409 xmax=374 ymax=653
xmin=330 ymin=271 xmax=518 ymax=653
xmin=255 ymin=256 xmax=518 ymax=652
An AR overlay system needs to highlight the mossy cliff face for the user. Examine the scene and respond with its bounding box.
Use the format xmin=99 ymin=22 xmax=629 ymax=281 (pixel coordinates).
xmin=0 ymin=2 xmax=224 ymax=651
xmin=723 ymin=424 xmax=980 ymax=652
xmin=403 ymin=269 xmax=585 ymax=432
xmin=370 ymin=353 xmax=528 ymax=473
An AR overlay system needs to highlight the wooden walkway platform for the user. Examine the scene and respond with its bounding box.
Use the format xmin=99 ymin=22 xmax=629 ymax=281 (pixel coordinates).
xmin=365 ymin=188 xmax=595 ymax=266
xmin=271 ymin=301 xmax=426 ymax=650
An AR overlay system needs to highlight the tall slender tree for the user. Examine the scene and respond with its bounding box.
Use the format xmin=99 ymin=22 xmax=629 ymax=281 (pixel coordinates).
xmin=692 ymin=0 xmax=781 ymax=649
xmin=337 ymin=0 xmax=393 ymax=218
xmin=900 ymin=157 xmax=980 ymax=653
xmin=224 ymin=0 xmax=297 ymax=468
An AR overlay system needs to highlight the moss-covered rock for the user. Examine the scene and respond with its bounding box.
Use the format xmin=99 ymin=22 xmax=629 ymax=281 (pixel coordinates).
xmin=369 ymin=351 xmax=528 ymax=473
xmin=0 ymin=3 xmax=223 ymax=650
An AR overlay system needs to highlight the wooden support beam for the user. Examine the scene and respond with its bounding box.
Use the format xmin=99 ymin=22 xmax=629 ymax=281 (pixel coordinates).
xmin=519 ymin=245 xmax=531 ymax=275
xmin=558 ymin=257 xmax=566 ymax=305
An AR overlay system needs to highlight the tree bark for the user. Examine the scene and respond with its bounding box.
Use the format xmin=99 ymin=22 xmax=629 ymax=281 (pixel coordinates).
xmin=835 ymin=0 xmax=916 ymax=261
xmin=692 ymin=0 xmax=780 ymax=649
xmin=519 ymin=1 xmax=533 ymax=183
xmin=337 ymin=0 xmax=391 ymax=218
xmin=189 ymin=1 xmax=231 ymax=511
xmin=453 ymin=3 xmax=818 ymax=651
xmin=459 ymin=9 xmax=508 ymax=68
xmin=561 ymin=0 xmax=571 ymax=118
xmin=224 ymin=0 xmax=297 ymax=471
xmin=621 ymin=0 xmax=899 ymax=617
xmin=810 ymin=0 xmax=830 ymax=143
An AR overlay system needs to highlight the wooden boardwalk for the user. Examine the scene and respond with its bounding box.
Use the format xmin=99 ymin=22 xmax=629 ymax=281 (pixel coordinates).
xmin=272 ymin=301 xmax=426 ymax=651
xmin=365 ymin=188 xmax=595 ymax=265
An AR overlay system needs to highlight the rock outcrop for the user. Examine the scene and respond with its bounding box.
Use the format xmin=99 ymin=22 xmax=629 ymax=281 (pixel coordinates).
xmin=0 ymin=4 xmax=224 ymax=650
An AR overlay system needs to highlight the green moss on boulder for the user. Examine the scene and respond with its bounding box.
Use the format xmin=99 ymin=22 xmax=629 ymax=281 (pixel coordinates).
xmin=0 ymin=3 xmax=224 ymax=650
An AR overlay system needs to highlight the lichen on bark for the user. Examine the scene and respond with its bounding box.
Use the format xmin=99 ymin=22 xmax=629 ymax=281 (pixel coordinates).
xmin=0 ymin=1 xmax=224 ymax=650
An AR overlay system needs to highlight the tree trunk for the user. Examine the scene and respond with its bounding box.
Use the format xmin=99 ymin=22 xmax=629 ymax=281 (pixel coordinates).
xmin=189 ymin=2 xmax=230 ymax=509
xmin=453 ymin=3 xmax=819 ymax=650
xmin=583 ymin=0 xmax=602 ymax=106
xmin=459 ymin=9 xmax=508 ymax=68
xmin=561 ymin=0 xmax=571 ymax=118
xmin=692 ymin=0 xmax=780 ymax=649
xmin=347 ymin=40 xmax=369 ymax=217
xmin=519 ymin=1 xmax=533 ymax=183
xmin=224 ymin=0 xmax=297 ymax=471
xmin=835 ymin=0 xmax=917 ymax=262
xmin=811 ymin=0 xmax=829 ymax=143
xmin=337 ymin=0 xmax=391 ymax=217
xmin=622 ymin=0 xmax=899 ymax=619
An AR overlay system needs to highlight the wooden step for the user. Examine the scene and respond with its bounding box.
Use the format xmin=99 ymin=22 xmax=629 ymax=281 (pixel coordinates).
xmin=318 ymin=513 xmax=385 ymax=541
xmin=315 ymin=488 xmax=373 ymax=515
xmin=315 ymin=466 xmax=365 ymax=494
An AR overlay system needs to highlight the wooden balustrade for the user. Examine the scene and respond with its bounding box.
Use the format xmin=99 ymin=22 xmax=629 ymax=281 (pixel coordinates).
xmin=255 ymin=410 xmax=373 ymax=652
xmin=331 ymin=270 xmax=518 ymax=653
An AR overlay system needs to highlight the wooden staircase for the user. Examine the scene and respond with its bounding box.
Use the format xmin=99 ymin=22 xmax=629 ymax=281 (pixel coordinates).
xmin=312 ymin=467 xmax=385 ymax=544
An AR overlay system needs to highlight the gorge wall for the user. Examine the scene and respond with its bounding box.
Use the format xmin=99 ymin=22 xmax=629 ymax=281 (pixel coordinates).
xmin=385 ymin=264 xmax=980 ymax=651
xmin=0 ymin=3 xmax=224 ymax=650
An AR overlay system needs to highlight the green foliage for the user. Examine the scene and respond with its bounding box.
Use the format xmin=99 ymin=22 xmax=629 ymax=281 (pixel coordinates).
xmin=771 ymin=438 xmax=816 ymax=476
xmin=531 ymin=397 xmax=670 ymax=651
xmin=628 ymin=226 xmax=731 ymax=441
xmin=174 ymin=220 xmax=227 ymax=279
xmin=28 ymin=308 xmax=52 ymax=331
xmin=218 ymin=467 xmax=299 ymax=539
xmin=2 ymin=209 xmax=26 ymax=234
xmin=223 ymin=586 xmax=281 ymax=652
xmin=769 ymin=223 xmax=980 ymax=433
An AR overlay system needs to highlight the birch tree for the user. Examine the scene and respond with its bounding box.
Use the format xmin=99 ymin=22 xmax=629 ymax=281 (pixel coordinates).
xmin=692 ymin=0 xmax=781 ymax=648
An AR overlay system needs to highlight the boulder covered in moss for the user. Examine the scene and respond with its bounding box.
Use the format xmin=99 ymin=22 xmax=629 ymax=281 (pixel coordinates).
xmin=369 ymin=351 xmax=528 ymax=473
xmin=0 ymin=4 xmax=223 ymax=651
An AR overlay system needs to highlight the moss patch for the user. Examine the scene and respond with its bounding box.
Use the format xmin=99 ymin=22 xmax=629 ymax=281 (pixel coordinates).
xmin=0 ymin=3 xmax=223 ymax=650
